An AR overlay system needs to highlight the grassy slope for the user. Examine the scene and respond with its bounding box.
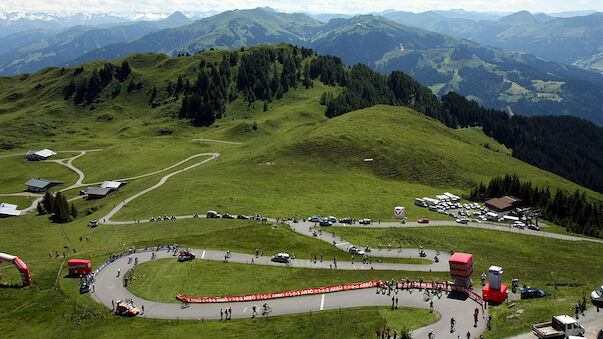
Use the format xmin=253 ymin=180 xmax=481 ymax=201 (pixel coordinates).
xmin=454 ymin=126 xmax=512 ymax=155
xmin=0 ymin=156 xmax=78 ymax=193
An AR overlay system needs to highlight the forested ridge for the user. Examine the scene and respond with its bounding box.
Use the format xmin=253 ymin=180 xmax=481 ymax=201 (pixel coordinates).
xmin=60 ymin=44 xmax=602 ymax=196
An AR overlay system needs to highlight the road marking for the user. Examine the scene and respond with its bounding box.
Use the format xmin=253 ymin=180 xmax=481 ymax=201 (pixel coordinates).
xmin=338 ymin=242 xmax=349 ymax=246
xmin=243 ymin=307 xmax=248 ymax=313
xmin=201 ymin=251 xmax=206 ymax=259
xmin=320 ymin=294 xmax=325 ymax=310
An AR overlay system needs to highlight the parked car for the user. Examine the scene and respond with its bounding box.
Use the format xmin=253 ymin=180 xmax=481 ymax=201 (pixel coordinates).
xmin=456 ymin=218 xmax=469 ymax=224
xmin=521 ymin=287 xmax=552 ymax=299
xmin=319 ymin=219 xmax=333 ymax=227
xmin=308 ymin=215 xmax=321 ymax=223
xmin=327 ymin=216 xmax=337 ymax=223
xmin=222 ymin=213 xmax=235 ymax=219
xmin=514 ymin=221 xmax=526 ymax=229
xmin=88 ymin=220 xmax=99 ymax=227
xmin=417 ymin=218 xmax=430 ymax=223
xmin=339 ymin=217 xmax=352 ymax=224
xmin=359 ymin=218 xmax=372 ymax=225
xmin=527 ymin=224 xmax=540 ymax=231
xmin=271 ymin=253 xmax=290 ymax=263
xmin=207 ymin=211 xmax=220 ymax=218
xmin=348 ymin=246 xmax=365 ymax=255
xmin=237 ymin=214 xmax=249 ymax=219
xmin=591 ymin=285 xmax=603 ymax=303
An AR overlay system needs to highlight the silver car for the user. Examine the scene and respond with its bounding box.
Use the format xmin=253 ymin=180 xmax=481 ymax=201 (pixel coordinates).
xmin=348 ymin=246 xmax=365 ymax=255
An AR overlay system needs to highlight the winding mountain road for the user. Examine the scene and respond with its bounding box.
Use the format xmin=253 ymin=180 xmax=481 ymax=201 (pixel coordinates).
xmin=92 ymin=247 xmax=486 ymax=338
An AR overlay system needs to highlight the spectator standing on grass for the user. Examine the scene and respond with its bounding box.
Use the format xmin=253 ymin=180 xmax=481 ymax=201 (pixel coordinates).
xmin=376 ymin=328 xmax=381 ymax=338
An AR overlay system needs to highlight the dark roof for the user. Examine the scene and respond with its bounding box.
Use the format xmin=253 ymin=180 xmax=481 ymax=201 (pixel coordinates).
xmin=84 ymin=187 xmax=112 ymax=197
xmin=485 ymin=198 xmax=511 ymax=211
xmin=25 ymin=178 xmax=64 ymax=188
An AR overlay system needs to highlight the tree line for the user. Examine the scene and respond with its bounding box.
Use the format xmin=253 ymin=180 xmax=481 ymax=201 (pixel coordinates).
xmin=468 ymin=174 xmax=602 ymax=238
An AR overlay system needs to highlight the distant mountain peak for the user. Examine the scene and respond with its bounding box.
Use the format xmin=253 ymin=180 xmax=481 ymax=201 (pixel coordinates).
xmin=257 ymin=6 xmax=277 ymax=13
xmin=166 ymin=11 xmax=188 ymax=20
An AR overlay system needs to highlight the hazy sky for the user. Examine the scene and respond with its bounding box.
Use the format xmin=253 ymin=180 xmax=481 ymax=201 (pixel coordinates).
xmin=1 ymin=0 xmax=601 ymax=14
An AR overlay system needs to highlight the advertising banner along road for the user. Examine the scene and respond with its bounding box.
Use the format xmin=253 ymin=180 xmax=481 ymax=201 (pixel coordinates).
xmin=177 ymin=280 xmax=382 ymax=303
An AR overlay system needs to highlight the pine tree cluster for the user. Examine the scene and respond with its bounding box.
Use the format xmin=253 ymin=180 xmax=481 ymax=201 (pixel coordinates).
xmin=37 ymin=192 xmax=77 ymax=223
xmin=469 ymin=174 xmax=602 ymax=238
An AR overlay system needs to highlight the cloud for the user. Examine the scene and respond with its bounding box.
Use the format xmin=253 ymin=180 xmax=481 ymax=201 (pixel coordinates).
xmin=1 ymin=0 xmax=601 ymax=14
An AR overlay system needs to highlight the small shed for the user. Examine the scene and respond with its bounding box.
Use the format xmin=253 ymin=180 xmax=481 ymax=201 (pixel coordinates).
xmin=82 ymin=187 xmax=113 ymax=199
xmin=0 ymin=203 xmax=21 ymax=217
xmin=24 ymin=178 xmax=64 ymax=192
xmin=67 ymin=259 xmax=92 ymax=275
xmin=25 ymin=149 xmax=56 ymax=161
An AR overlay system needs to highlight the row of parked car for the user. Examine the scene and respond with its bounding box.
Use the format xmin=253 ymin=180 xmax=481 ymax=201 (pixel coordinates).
xmin=206 ymin=211 xmax=267 ymax=222
xmin=307 ymin=215 xmax=372 ymax=226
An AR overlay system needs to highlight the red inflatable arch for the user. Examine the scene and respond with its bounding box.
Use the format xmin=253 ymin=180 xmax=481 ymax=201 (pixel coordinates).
xmin=0 ymin=253 xmax=31 ymax=286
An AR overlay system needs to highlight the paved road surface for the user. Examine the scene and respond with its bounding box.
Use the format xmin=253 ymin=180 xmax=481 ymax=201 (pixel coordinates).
xmin=92 ymin=248 xmax=487 ymax=338
xmin=192 ymin=138 xmax=242 ymax=145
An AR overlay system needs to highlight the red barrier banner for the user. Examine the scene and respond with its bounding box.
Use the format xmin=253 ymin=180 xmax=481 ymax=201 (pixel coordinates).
xmin=177 ymin=280 xmax=381 ymax=303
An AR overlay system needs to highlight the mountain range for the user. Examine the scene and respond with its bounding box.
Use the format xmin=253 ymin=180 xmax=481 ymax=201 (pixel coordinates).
xmin=64 ymin=9 xmax=603 ymax=125
xmin=381 ymin=10 xmax=603 ymax=74
xmin=0 ymin=12 xmax=190 ymax=76
xmin=0 ymin=8 xmax=602 ymax=124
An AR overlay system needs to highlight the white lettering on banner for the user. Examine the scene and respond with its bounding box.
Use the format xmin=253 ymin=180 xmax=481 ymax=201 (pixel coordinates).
xmin=176 ymin=280 xmax=381 ymax=303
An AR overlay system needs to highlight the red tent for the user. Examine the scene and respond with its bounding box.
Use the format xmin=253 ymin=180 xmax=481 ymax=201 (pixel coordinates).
xmin=68 ymin=259 xmax=92 ymax=275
